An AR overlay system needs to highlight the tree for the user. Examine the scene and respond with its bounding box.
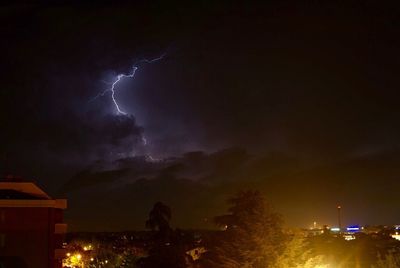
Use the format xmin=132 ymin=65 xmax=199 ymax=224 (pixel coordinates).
xmin=372 ymin=251 xmax=400 ymax=268
xmin=203 ymin=190 xmax=286 ymax=268
xmin=139 ymin=202 xmax=188 ymax=268
xmin=145 ymin=201 xmax=173 ymax=241
xmin=273 ymin=232 xmax=329 ymax=268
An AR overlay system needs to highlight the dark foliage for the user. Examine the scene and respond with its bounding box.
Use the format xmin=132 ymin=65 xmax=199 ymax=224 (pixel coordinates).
xmin=145 ymin=201 xmax=173 ymax=242
xmin=201 ymin=190 xmax=286 ymax=267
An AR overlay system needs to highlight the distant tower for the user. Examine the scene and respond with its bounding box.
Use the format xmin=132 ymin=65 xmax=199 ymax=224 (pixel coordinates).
xmin=337 ymin=205 xmax=342 ymax=231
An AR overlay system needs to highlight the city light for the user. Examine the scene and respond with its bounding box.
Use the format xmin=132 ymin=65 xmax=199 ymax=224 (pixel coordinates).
xmin=83 ymin=244 xmax=92 ymax=251
xmin=344 ymin=234 xmax=355 ymax=241
xmin=347 ymin=227 xmax=359 ymax=231
xmin=346 ymin=226 xmax=360 ymax=232
xmin=391 ymin=232 xmax=400 ymax=241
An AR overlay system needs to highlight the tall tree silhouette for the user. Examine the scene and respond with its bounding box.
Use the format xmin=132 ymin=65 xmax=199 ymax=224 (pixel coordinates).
xmin=146 ymin=201 xmax=172 ymax=241
xmin=203 ymin=190 xmax=286 ymax=267
xmin=140 ymin=202 xmax=188 ymax=268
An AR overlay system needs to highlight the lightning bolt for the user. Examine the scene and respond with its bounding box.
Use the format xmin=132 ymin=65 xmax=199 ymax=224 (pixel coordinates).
xmin=91 ymin=53 xmax=166 ymax=158
xmin=92 ymin=53 xmax=166 ymax=115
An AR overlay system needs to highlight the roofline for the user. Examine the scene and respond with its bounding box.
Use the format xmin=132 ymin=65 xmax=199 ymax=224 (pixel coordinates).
xmin=0 ymin=199 xmax=67 ymax=209
xmin=0 ymin=182 xmax=51 ymax=199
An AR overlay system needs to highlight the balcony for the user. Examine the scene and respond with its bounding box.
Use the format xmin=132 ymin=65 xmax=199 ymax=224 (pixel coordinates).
xmin=54 ymin=223 xmax=67 ymax=234
xmin=55 ymin=199 xmax=67 ymax=209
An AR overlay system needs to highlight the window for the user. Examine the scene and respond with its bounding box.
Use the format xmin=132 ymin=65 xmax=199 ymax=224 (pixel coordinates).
xmin=0 ymin=211 xmax=4 ymax=223
xmin=0 ymin=234 xmax=5 ymax=248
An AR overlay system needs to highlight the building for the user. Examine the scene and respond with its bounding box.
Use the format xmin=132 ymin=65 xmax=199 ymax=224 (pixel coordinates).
xmin=0 ymin=178 xmax=67 ymax=268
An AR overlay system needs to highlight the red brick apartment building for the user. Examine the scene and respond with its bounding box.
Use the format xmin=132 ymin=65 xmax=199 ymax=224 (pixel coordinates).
xmin=0 ymin=178 xmax=67 ymax=268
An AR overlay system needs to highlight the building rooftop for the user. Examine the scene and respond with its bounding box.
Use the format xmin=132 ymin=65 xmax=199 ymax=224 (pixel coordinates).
xmin=0 ymin=189 xmax=46 ymax=200
xmin=0 ymin=181 xmax=51 ymax=200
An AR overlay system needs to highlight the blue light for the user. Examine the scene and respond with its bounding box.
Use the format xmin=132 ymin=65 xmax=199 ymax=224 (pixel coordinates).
xmin=346 ymin=225 xmax=360 ymax=232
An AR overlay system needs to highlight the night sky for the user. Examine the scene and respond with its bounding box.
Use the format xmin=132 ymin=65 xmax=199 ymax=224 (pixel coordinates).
xmin=1 ymin=1 xmax=400 ymax=231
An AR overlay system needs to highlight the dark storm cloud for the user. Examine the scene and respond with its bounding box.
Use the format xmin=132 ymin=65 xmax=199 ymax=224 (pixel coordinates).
xmin=64 ymin=147 xmax=400 ymax=230
xmin=61 ymin=148 xmax=252 ymax=193
xmin=61 ymin=147 xmax=300 ymax=231
xmin=3 ymin=111 xmax=143 ymax=161
xmin=60 ymin=155 xmax=164 ymax=193
xmin=46 ymin=114 xmax=144 ymax=158
xmin=63 ymin=148 xmax=255 ymax=230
